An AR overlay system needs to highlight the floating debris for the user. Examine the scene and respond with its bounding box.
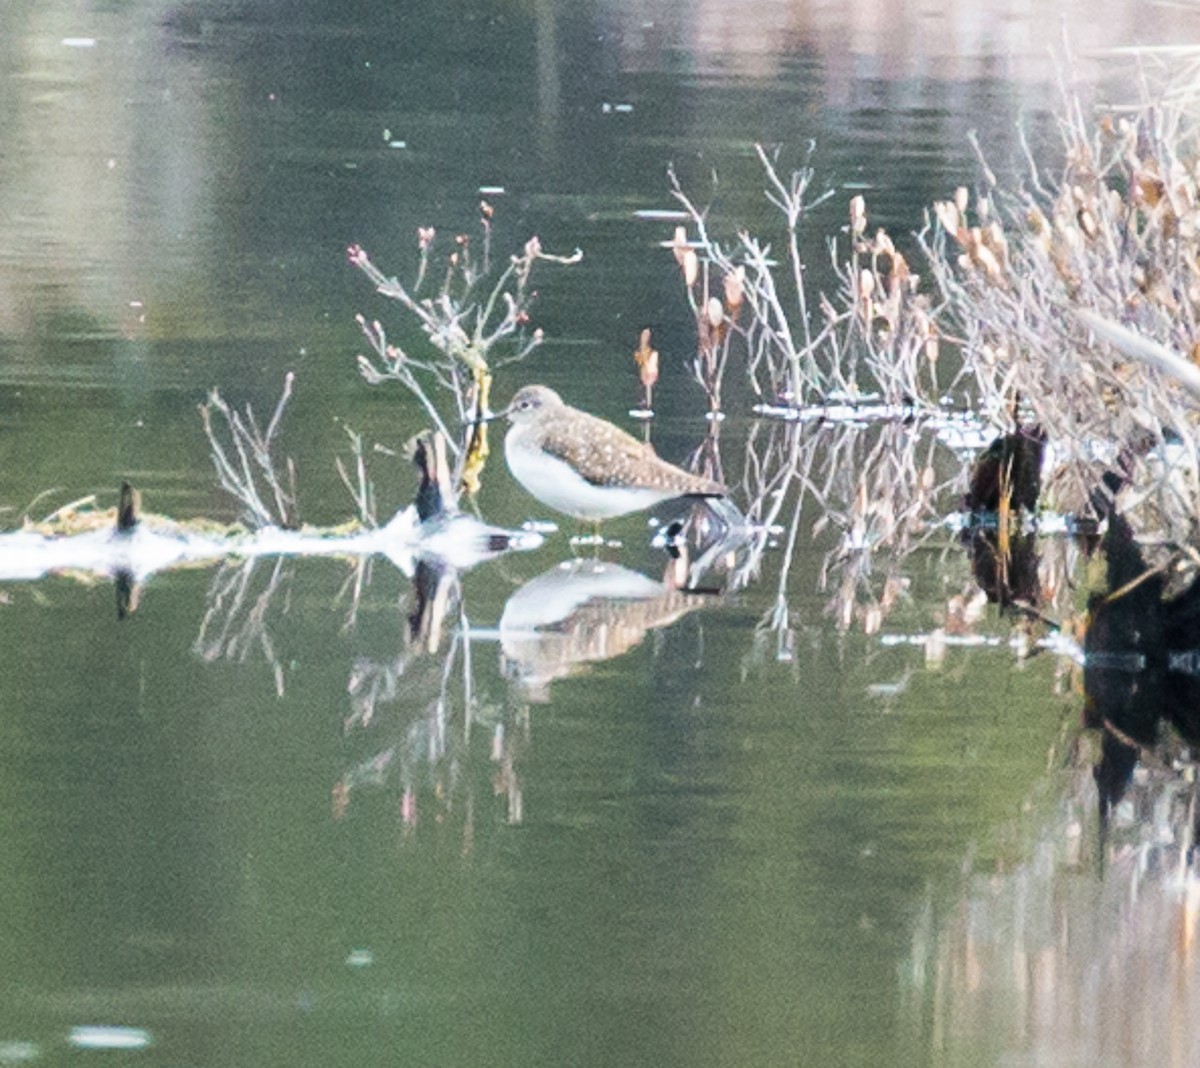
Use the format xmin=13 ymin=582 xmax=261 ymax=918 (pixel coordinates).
xmin=752 ymin=400 xmax=912 ymax=424
xmin=67 ymin=1027 xmax=152 ymax=1051
xmin=866 ymin=671 xmax=912 ymax=698
xmin=0 ymin=465 xmax=542 ymax=590
xmin=633 ymin=209 xmax=690 ymax=221
xmin=61 ymin=37 xmax=96 ymax=48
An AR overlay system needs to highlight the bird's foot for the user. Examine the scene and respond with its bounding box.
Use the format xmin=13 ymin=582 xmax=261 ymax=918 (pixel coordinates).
xmin=568 ymin=532 xmax=622 ymax=552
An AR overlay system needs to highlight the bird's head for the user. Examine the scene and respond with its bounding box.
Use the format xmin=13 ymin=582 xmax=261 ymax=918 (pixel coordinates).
xmin=500 ymin=385 xmax=563 ymax=424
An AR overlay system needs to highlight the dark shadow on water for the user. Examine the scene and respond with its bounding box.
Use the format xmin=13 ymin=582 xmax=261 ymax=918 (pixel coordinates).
xmin=1084 ymin=507 xmax=1200 ymax=838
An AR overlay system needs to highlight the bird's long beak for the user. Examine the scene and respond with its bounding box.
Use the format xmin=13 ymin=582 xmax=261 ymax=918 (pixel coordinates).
xmin=462 ymin=397 xmax=510 ymax=427
xmin=469 ymin=404 xmax=508 ymax=426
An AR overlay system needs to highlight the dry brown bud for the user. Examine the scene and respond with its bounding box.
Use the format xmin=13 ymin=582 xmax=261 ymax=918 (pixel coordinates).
xmin=671 ymin=226 xmax=688 ymax=266
xmin=637 ymin=351 xmax=659 ymax=390
xmin=706 ymin=296 xmax=724 ymax=328
xmin=633 ymin=328 xmax=660 ymax=389
xmin=849 ymin=194 xmax=867 ymax=236
xmin=934 ymin=201 xmax=962 ymax=243
xmin=1136 ymin=172 xmax=1165 ymax=208
xmin=954 ymin=186 xmax=969 ymax=213
xmin=891 ymin=251 xmax=910 ymax=285
xmin=723 ymin=266 xmax=745 ymax=312
xmin=864 ymin=605 xmax=882 ymax=636
xmin=974 ymin=242 xmax=1004 ymax=285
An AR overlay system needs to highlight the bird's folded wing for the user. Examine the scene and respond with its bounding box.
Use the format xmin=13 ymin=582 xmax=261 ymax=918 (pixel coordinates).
xmin=539 ymin=420 xmax=659 ymax=488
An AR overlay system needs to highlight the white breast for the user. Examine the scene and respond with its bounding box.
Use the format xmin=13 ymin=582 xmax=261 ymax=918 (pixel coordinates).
xmin=505 ymin=436 xmax=667 ymax=520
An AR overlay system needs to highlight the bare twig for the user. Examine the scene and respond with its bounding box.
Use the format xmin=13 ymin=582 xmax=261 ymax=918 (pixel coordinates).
xmin=349 ymin=221 xmax=580 ymax=493
xmin=200 ymin=375 xmax=299 ymax=529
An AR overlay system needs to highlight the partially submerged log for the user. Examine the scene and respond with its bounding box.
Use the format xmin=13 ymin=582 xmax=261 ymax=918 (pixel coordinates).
xmin=0 ymin=432 xmax=542 ymax=589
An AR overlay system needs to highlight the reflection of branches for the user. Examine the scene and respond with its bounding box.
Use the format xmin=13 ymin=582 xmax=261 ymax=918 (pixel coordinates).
xmin=808 ymin=423 xmax=957 ymax=632
xmin=193 ymin=557 xmax=292 ymax=696
xmin=747 ymin=423 xmax=812 ymax=653
xmin=733 ymin=406 xmax=987 ymax=642
xmin=335 ymin=557 xmax=372 ymax=633
xmin=335 ymin=560 xmax=527 ymax=836
xmin=905 ymin=734 xmax=1200 ymax=1067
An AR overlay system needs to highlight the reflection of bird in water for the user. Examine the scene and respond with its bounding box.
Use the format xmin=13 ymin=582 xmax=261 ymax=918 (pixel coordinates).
xmin=498 ymin=558 xmax=709 ymax=701
xmin=497 ymin=385 xmax=727 ymax=531
xmin=964 ymin=526 xmax=1041 ymax=612
xmin=960 ymin=428 xmax=1047 ymax=618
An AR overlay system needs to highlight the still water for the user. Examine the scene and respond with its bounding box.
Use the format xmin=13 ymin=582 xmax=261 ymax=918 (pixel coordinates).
xmin=4 ymin=2 xmax=1200 ymax=1066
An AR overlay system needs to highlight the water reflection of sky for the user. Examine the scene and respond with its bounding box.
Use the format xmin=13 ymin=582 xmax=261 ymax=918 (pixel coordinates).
xmin=4 ymin=1 xmax=1199 ymax=361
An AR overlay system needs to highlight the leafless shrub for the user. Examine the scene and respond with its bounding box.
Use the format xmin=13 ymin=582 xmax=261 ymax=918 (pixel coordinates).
xmin=922 ymin=72 xmax=1200 ymax=536
xmin=668 ymin=145 xmax=951 ymax=412
xmin=349 ymin=208 xmax=582 ymax=495
xmin=199 ymin=372 xmax=298 ymax=530
xmin=334 ymin=426 xmax=377 ymax=529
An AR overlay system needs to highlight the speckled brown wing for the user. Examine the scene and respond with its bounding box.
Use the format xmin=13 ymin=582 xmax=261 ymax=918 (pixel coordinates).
xmin=537 ymin=409 xmax=725 ymax=495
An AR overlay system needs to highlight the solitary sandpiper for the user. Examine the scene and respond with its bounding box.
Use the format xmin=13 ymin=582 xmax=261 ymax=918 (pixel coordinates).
xmin=496 ymin=385 xmax=726 ymax=528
